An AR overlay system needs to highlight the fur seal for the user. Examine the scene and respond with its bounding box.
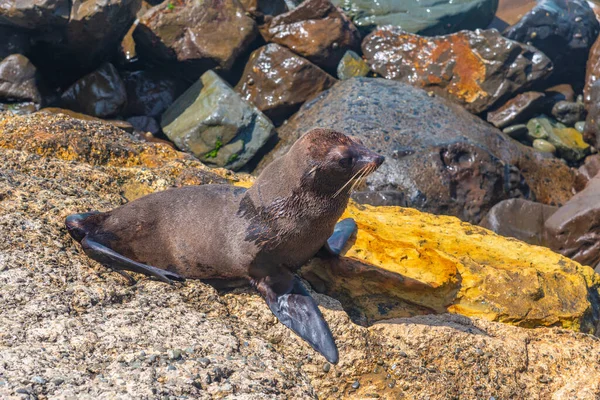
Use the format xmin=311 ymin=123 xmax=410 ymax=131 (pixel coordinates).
xmin=65 ymin=128 xmax=384 ymax=363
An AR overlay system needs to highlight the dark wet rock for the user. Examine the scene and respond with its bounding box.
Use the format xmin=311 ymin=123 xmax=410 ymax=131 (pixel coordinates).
xmin=584 ymin=80 xmax=600 ymax=147
xmin=60 ymin=63 xmax=126 ymax=118
xmin=255 ymin=78 xmax=577 ymax=223
xmin=260 ymin=0 xmax=361 ymax=72
xmin=332 ymin=0 xmax=498 ymax=35
xmin=546 ymin=84 xmax=575 ymax=103
xmin=504 ymin=0 xmax=599 ymax=85
xmin=239 ymin=0 xmax=288 ymax=18
xmin=584 ymin=35 xmax=600 ymax=106
xmin=551 ymin=101 xmax=586 ymax=127
xmin=502 ymin=124 xmax=528 ymax=140
xmin=487 ymin=92 xmax=547 ymax=129
xmin=0 ymin=0 xmax=69 ymax=29
xmin=480 ymin=199 xmax=558 ymax=246
xmin=362 ymin=28 xmax=553 ymax=114
xmin=574 ymin=154 xmax=600 ymax=191
xmin=133 ymin=0 xmax=257 ymax=73
xmin=162 ymin=70 xmax=275 ymax=171
xmin=127 ymin=116 xmax=161 ymax=135
xmin=0 ymin=54 xmax=41 ymax=104
xmin=527 ymin=116 xmax=591 ymax=162
xmin=545 ymin=174 xmax=600 ymax=268
xmin=121 ymin=70 xmax=187 ymax=118
xmin=0 ymin=27 xmax=30 ymax=60
xmin=235 ymin=44 xmax=336 ymax=122
xmin=336 ymin=50 xmax=370 ymax=80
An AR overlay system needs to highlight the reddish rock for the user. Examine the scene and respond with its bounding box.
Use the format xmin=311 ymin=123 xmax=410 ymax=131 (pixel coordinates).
xmin=574 ymin=154 xmax=600 ymax=191
xmin=585 ymin=35 xmax=600 ymax=107
xmin=546 ymin=83 xmax=575 ymax=103
xmin=362 ymin=27 xmax=553 ymax=114
xmin=134 ymin=0 xmax=257 ymax=72
xmin=486 ymin=92 xmax=547 ymax=129
xmin=260 ymin=0 xmax=361 ymax=72
xmin=584 ymin=80 xmax=600 ymax=146
xmin=235 ymin=44 xmax=336 ymax=122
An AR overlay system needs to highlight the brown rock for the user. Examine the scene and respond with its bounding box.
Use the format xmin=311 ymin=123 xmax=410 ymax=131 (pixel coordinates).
xmin=235 ymin=44 xmax=336 ymax=122
xmin=495 ymin=0 xmax=536 ymax=25
xmin=479 ymin=198 xmax=558 ymax=246
xmin=0 ymin=54 xmax=41 ymax=104
xmin=133 ymin=0 xmax=257 ymax=73
xmin=60 ymin=63 xmax=126 ymax=118
xmin=575 ymin=153 xmax=600 ymax=191
xmin=584 ymin=79 xmax=600 ymax=146
xmin=260 ymin=0 xmax=361 ymax=72
xmin=239 ymin=0 xmax=288 ymax=18
xmin=545 ymin=174 xmax=600 ymax=269
xmin=362 ymin=27 xmax=553 ymax=114
xmin=546 ymin=83 xmax=575 ymax=103
xmin=486 ymin=91 xmax=547 ymax=129
xmin=0 ymin=0 xmax=69 ymax=29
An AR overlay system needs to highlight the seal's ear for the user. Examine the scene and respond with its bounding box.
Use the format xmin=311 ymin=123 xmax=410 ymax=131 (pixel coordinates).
xmin=256 ymin=275 xmax=339 ymax=364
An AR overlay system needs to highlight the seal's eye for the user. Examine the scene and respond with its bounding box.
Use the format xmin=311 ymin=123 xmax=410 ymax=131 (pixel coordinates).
xmin=339 ymin=156 xmax=353 ymax=168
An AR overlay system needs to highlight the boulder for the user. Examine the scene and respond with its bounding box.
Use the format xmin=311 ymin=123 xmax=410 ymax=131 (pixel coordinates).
xmin=362 ymin=28 xmax=553 ymax=114
xmin=486 ymin=91 xmax=547 ymax=129
xmin=504 ymin=0 xmax=599 ymax=86
xmin=545 ymin=174 xmax=600 ymax=270
xmin=479 ymin=198 xmax=558 ymax=246
xmin=494 ymin=0 xmax=535 ymax=26
xmin=60 ymin=63 xmax=127 ymax=118
xmin=260 ymin=0 xmax=361 ymax=72
xmin=331 ymin=0 xmax=499 ymax=36
xmin=235 ymin=44 xmax=336 ymax=122
xmin=0 ymin=54 xmax=41 ymax=104
xmin=133 ymin=0 xmax=257 ymax=74
xmin=551 ymin=100 xmax=586 ymax=127
xmin=336 ymin=50 xmax=370 ymax=80
xmin=301 ymin=203 xmax=599 ymax=330
xmin=1 ymin=117 xmax=600 ymax=398
xmin=121 ymin=70 xmax=187 ymax=118
xmin=256 ymin=78 xmax=578 ymax=223
xmin=239 ymin=0 xmax=288 ymax=18
xmin=162 ymin=70 xmax=275 ymax=171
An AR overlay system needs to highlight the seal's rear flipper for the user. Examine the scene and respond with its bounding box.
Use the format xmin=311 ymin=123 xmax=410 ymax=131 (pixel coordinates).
xmin=257 ymin=276 xmax=339 ymax=364
xmin=324 ymin=218 xmax=357 ymax=256
xmin=81 ymin=237 xmax=185 ymax=285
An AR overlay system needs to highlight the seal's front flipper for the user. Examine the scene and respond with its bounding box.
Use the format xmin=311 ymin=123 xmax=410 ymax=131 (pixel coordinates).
xmin=324 ymin=218 xmax=357 ymax=256
xmin=257 ymin=275 xmax=339 ymax=364
xmin=81 ymin=237 xmax=185 ymax=285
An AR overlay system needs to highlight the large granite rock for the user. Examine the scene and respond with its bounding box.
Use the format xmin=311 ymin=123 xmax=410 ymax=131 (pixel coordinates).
xmin=60 ymin=63 xmax=127 ymax=118
xmin=479 ymin=198 xmax=558 ymax=246
xmin=1 ymin=115 xmax=599 ymax=398
xmin=0 ymin=54 xmax=41 ymax=104
xmin=301 ymin=203 xmax=600 ymax=330
xmin=256 ymin=78 xmax=577 ymax=223
xmin=134 ymin=0 xmax=257 ymax=74
xmin=331 ymin=0 xmax=499 ymax=35
xmin=545 ymin=174 xmax=600 ymax=271
xmin=362 ymin=27 xmax=553 ymax=114
xmin=504 ymin=0 xmax=599 ymax=86
xmin=260 ymin=0 xmax=361 ymax=72
xmin=162 ymin=70 xmax=275 ymax=171
xmin=235 ymin=44 xmax=336 ymax=122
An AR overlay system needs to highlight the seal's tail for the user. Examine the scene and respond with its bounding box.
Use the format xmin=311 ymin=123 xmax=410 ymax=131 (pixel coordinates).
xmin=255 ymin=275 xmax=339 ymax=364
xmin=65 ymin=211 xmax=100 ymax=242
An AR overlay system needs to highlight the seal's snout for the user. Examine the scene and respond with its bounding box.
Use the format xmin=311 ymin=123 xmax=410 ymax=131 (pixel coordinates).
xmin=374 ymin=155 xmax=385 ymax=167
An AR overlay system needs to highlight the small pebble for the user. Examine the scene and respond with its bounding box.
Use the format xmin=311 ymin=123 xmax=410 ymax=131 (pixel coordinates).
xmin=53 ymin=378 xmax=64 ymax=386
xmin=167 ymin=365 xmax=176 ymax=371
xmin=533 ymin=139 xmax=556 ymax=154
xmin=198 ymin=357 xmax=211 ymax=367
xmin=168 ymin=349 xmax=182 ymax=360
xmin=352 ymin=380 xmax=360 ymax=389
xmin=575 ymin=121 xmax=586 ymax=133
xmin=322 ymin=363 xmax=331 ymax=373
xmin=31 ymin=376 xmax=46 ymax=385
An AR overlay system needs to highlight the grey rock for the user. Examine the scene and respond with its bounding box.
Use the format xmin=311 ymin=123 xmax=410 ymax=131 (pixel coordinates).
xmin=0 ymin=54 xmax=40 ymax=103
xmin=332 ymin=0 xmax=499 ymax=35
xmin=162 ymin=70 xmax=275 ymax=171
xmin=551 ymin=101 xmax=586 ymax=127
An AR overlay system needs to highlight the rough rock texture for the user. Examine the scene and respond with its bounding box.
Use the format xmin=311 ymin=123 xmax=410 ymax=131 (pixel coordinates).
xmin=60 ymin=63 xmax=127 ymax=118
xmin=332 ymin=0 xmax=499 ymax=35
xmin=362 ymin=27 xmax=553 ymax=114
xmin=585 ymin=80 xmax=600 ymax=147
xmin=235 ymin=44 xmax=337 ymax=122
xmin=121 ymin=70 xmax=187 ymax=118
xmin=336 ymin=50 xmax=370 ymax=80
xmin=479 ymin=198 xmax=558 ymax=246
xmin=301 ymin=203 xmax=600 ymax=331
xmin=545 ymin=174 xmax=600 ymax=270
xmin=162 ymin=70 xmax=275 ymax=171
xmin=257 ymin=78 xmax=578 ymax=223
xmin=486 ymin=91 xmax=547 ymax=129
xmin=504 ymin=0 xmax=599 ymax=86
xmin=260 ymin=0 xmax=361 ymax=72
xmin=584 ymin=34 xmax=600 ymax=106
xmin=0 ymin=54 xmax=41 ymax=104
xmin=2 ymin=112 xmax=600 ymax=398
xmin=133 ymin=0 xmax=257 ymax=73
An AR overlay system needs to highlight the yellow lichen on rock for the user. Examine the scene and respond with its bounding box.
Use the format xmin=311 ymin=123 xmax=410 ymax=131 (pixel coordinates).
xmin=302 ymin=203 xmax=600 ymax=333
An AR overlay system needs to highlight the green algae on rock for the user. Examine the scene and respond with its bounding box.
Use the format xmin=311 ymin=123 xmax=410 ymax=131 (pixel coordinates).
xmin=162 ymin=70 xmax=276 ymax=171
xmin=527 ymin=116 xmax=591 ymax=162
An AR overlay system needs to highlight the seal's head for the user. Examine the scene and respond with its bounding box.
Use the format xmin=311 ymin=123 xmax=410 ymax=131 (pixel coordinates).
xmin=295 ymin=128 xmax=385 ymax=196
